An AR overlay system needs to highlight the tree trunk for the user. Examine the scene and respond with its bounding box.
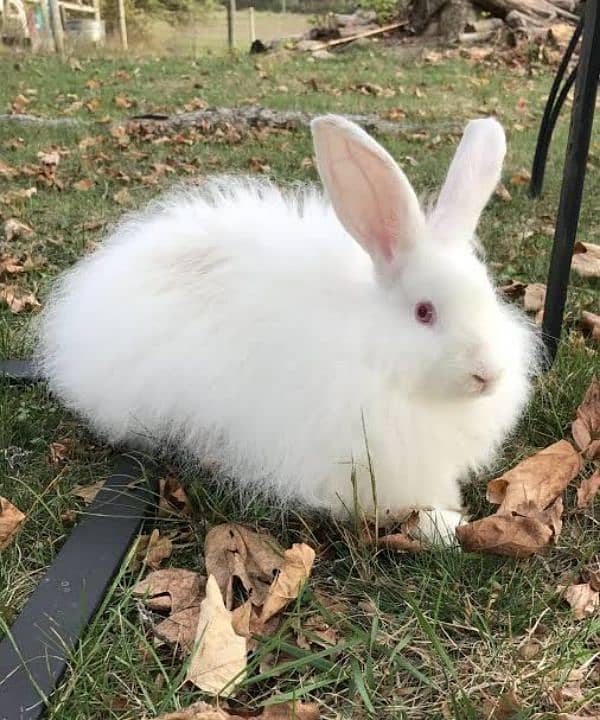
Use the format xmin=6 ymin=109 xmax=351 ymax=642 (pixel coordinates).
xmin=409 ymin=0 xmax=449 ymax=33
xmin=439 ymin=0 xmax=469 ymax=40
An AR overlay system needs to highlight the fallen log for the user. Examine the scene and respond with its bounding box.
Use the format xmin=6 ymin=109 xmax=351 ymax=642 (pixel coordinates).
xmin=308 ymin=21 xmax=408 ymax=51
xmin=474 ymin=0 xmax=578 ymax=22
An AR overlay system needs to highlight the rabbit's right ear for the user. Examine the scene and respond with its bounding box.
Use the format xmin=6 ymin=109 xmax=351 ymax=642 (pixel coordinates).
xmin=311 ymin=115 xmax=424 ymax=266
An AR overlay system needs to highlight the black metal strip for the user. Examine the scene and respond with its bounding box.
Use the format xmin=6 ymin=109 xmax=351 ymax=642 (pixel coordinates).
xmin=0 ymin=454 xmax=157 ymax=720
xmin=0 ymin=360 xmax=39 ymax=383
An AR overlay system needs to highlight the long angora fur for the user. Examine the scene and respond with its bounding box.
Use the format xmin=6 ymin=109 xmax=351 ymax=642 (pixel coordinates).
xmin=37 ymin=116 xmax=539 ymax=533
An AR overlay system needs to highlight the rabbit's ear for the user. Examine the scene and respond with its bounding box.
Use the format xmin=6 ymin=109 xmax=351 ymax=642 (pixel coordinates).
xmin=311 ymin=115 xmax=424 ymax=265
xmin=430 ymin=118 xmax=506 ymax=242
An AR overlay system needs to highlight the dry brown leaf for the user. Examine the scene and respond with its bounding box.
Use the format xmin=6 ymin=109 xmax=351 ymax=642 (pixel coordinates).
xmin=495 ymin=183 xmax=512 ymax=202
xmin=154 ymin=702 xmax=231 ymax=720
xmin=509 ymin=168 xmax=531 ymax=186
xmin=456 ymin=513 xmax=553 ymax=557
xmin=523 ymin=283 xmax=546 ymax=313
xmin=37 ymin=149 xmax=60 ymax=167
xmin=155 ymin=605 xmax=200 ymax=652
xmin=560 ymin=582 xmax=599 ymax=620
xmin=73 ymin=178 xmax=94 ymax=192
xmin=581 ymin=311 xmax=600 ymax=341
xmin=0 ymin=287 xmax=41 ymax=314
xmin=113 ymin=187 xmax=131 ymax=205
xmin=154 ymin=701 xmax=319 ymax=720
xmin=49 ymin=439 xmax=72 ymax=464
xmin=0 ymin=255 xmax=25 ymax=275
xmin=261 ymin=703 xmax=320 ymax=720
xmin=572 ymin=241 xmax=600 ymax=278
xmin=0 ymin=496 xmax=26 ymax=550
xmin=4 ymin=218 xmax=34 ymax=241
xmin=1 ymin=187 xmax=37 ymax=205
xmin=73 ymin=478 xmax=106 ymax=504
xmin=486 ymin=440 xmax=581 ymax=514
xmin=260 ymin=543 xmax=315 ymax=624
xmin=133 ymin=568 xmax=205 ymax=613
xmin=159 ymin=475 xmax=192 ymax=517
xmin=577 ymin=472 xmax=600 ymax=509
xmin=498 ymin=280 xmax=527 ymax=300
xmin=204 ymin=524 xmax=284 ymax=609
xmin=378 ymin=511 xmax=424 ymax=552
xmin=483 ymin=688 xmax=523 ymax=719
xmin=186 ymin=574 xmax=247 ymax=696
xmin=135 ymin=529 xmax=173 ymax=571
xmin=572 ymin=378 xmax=600 ymax=460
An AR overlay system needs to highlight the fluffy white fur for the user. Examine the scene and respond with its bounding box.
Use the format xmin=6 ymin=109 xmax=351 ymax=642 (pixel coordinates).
xmin=37 ymin=116 xmax=539 ymax=538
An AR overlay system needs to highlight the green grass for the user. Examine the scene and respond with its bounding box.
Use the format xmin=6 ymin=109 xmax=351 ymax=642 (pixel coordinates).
xmin=1 ymin=46 xmax=599 ymax=719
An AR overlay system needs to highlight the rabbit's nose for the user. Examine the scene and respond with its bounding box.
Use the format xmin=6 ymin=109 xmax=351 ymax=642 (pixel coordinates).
xmin=471 ymin=369 xmax=502 ymax=393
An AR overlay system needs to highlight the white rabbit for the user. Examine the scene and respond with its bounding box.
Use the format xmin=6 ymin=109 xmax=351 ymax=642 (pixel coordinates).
xmin=37 ymin=115 xmax=539 ymax=541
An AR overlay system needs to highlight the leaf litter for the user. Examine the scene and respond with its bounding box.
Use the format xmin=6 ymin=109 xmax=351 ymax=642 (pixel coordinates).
xmin=0 ymin=496 xmax=26 ymax=550
xmin=457 ymin=440 xmax=581 ymax=557
xmin=135 ymin=522 xmax=316 ymax=703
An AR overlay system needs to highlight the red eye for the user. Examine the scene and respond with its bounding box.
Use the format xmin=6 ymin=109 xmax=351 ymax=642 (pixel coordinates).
xmin=415 ymin=301 xmax=436 ymax=325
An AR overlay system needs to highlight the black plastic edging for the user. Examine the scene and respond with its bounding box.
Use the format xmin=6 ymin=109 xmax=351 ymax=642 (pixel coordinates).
xmin=0 ymin=361 xmax=158 ymax=719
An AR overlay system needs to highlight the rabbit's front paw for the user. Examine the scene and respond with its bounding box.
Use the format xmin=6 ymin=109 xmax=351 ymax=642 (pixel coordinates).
xmin=417 ymin=509 xmax=465 ymax=546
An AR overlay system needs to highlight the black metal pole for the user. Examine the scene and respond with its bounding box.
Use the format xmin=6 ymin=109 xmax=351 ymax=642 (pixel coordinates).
xmin=541 ymin=0 xmax=600 ymax=367
xmin=529 ymin=18 xmax=583 ymax=199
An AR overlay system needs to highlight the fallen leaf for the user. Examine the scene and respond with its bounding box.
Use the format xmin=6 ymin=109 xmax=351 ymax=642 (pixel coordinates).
xmin=572 ymin=241 xmax=600 ymax=278
xmin=483 ymin=688 xmax=523 ymax=719
xmin=260 ymin=543 xmax=315 ymax=624
xmin=495 ymin=183 xmax=512 ymax=202
xmin=73 ymin=478 xmax=106 ymax=504
xmin=510 ymin=168 xmax=531 ymax=186
xmin=572 ymin=378 xmax=600 ymax=460
xmin=186 ymin=574 xmax=247 ymax=696
xmin=0 ymin=496 xmax=26 ymax=550
xmin=135 ymin=528 xmax=173 ymax=571
xmin=577 ymin=472 xmax=600 ymax=509
xmin=159 ymin=476 xmax=192 ymax=517
xmin=133 ymin=568 xmax=205 ymax=613
xmin=486 ymin=440 xmax=581 ymax=514
xmin=37 ymin=149 xmax=60 ymax=168
xmin=154 ymin=702 xmax=230 ymax=720
xmin=248 ymin=157 xmax=271 ymax=174
xmin=261 ymin=703 xmax=320 ymax=720
xmin=0 ymin=255 xmax=25 ymax=275
xmin=378 ymin=511 xmax=424 ymax=552
xmin=456 ymin=513 xmax=553 ymax=557
xmin=73 ymin=178 xmax=94 ymax=192
xmin=114 ymin=93 xmax=134 ymax=108
xmin=523 ymin=283 xmax=546 ymax=313
xmin=1 ymin=187 xmax=36 ymax=205
xmin=560 ymin=582 xmax=599 ymax=619
xmin=498 ymin=280 xmax=527 ymax=300
xmin=4 ymin=218 xmax=34 ymax=241
xmin=580 ymin=311 xmax=600 ymax=341
xmin=0 ymin=287 xmax=41 ymax=314
xmin=49 ymin=439 xmax=72 ymax=464
xmin=156 ymin=605 xmax=201 ymax=652
xmin=154 ymin=701 xmax=319 ymax=720
xmin=204 ymin=524 xmax=284 ymax=609
xmin=113 ymin=187 xmax=131 ymax=205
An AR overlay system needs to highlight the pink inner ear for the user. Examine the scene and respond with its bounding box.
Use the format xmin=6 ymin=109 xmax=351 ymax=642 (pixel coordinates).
xmin=312 ymin=116 xmax=424 ymax=265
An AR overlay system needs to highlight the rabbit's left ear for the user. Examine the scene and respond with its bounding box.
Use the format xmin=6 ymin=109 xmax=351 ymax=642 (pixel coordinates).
xmin=429 ymin=118 xmax=506 ymax=243
xmin=311 ymin=115 xmax=424 ymax=266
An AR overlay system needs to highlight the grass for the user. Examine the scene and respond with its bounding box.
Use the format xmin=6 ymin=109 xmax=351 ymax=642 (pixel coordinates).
xmin=0 ymin=43 xmax=599 ymax=719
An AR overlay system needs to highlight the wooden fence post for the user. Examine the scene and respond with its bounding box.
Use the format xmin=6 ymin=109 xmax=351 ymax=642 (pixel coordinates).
xmin=249 ymin=6 xmax=255 ymax=43
xmin=117 ymin=0 xmax=128 ymax=50
xmin=48 ymin=0 xmax=65 ymax=57
xmin=227 ymin=0 xmax=236 ymax=48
